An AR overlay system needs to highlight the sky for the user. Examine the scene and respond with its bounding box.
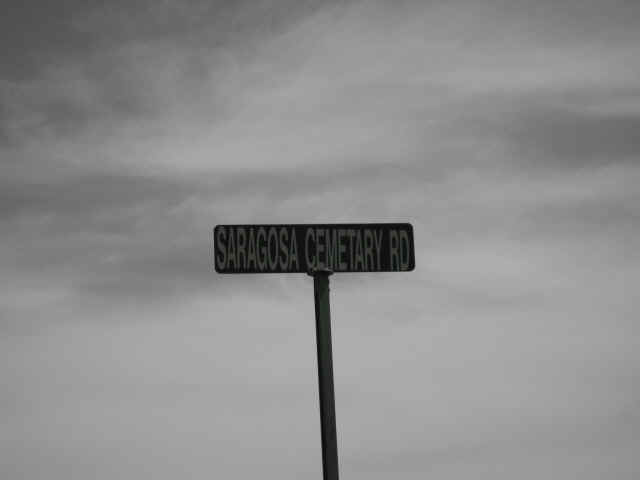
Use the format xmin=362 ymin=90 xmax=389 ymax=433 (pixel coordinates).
xmin=1 ymin=0 xmax=639 ymax=478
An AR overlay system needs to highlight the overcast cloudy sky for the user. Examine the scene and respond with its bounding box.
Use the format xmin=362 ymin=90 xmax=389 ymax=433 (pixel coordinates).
xmin=1 ymin=0 xmax=639 ymax=478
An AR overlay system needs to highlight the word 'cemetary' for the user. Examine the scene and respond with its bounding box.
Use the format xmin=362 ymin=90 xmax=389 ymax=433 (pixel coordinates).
xmin=214 ymin=223 xmax=414 ymax=273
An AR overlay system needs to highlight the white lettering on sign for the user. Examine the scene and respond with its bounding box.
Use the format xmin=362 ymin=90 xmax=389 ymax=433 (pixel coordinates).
xmin=337 ymin=229 xmax=347 ymax=270
xmin=227 ymin=228 xmax=236 ymax=269
xmin=247 ymin=228 xmax=256 ymax=269
xmin=301 ymin=227 xmax=386 ymax=272
xmin=237 ymin=227 xmax=246 ymax=268
xmin=216 ymin=226 xmax=299 ymax=272
xmin=289 ymin=233 xmax=299 ymax=270
xmin=326 ymin=229 xmax=338 ymax=271
xmin=305 ymin=228 xmax=315 ymax=270
xmin=363 ymin=230 xmax=373 ymax=270
xmin=373 ymin=230 xmax=382 ymax=270
xmin=390 ymin=229 xmax=398 ymax=270
xmin=347 ymin=229 xmax=355 ymax=269
xmin=215 ymin=226 xmax=226 ymax=268
xmin=257 ymin=227 xmax=267 ymax=270
xmin=354 ymin=229 xmax=363 ymax=270
xmin=279 ymin=228 xmax=289 ymax=269
xmin=399 ymin=229 xmax=410 ymax=271
xmin=215 ymin=224 xmax=411 ymax=272
xmin=389 ymin=229 xmax=410 ymax=271
xmin=267 ymin=227 xmax=278 ymax=271
xmin=316 ymin=228 xmax=325 ymax=269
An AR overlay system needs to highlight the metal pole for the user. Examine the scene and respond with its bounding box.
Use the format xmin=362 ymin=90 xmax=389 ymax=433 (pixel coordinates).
xmin=311 ymin=268 xmax=339 ymax=480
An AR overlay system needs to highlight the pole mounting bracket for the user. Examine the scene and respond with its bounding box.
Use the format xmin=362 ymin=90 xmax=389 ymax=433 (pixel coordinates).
xmin=307 ymin=267 xmax=333 ymax=277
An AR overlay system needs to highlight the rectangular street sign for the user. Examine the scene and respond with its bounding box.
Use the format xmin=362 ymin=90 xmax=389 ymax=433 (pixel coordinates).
xmin=213 ymin=223 xmax=414 ymax=273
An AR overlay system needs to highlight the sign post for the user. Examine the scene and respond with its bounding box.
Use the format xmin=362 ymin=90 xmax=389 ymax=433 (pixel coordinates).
xmin=310 ymin=268 xmax=339 ymax=480
xmin=213 ymin=223 xmax=414 ymax=479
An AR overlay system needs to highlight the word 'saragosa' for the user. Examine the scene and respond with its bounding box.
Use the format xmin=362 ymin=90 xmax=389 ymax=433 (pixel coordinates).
xmin=213 ymin=223 xmax=414 ymax=273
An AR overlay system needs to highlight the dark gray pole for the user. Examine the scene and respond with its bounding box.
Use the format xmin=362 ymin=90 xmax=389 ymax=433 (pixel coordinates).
xmin=311 ymin=269 xmax=339 ymax=480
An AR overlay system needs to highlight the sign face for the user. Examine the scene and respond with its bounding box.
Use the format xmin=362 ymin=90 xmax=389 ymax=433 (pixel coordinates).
xmin=213 ymin=223 xmax=414 ymax=274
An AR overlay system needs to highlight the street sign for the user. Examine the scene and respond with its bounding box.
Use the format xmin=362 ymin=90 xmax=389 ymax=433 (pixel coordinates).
xmin=213 ymin=221 xmax=415 ymax=480
xmin=213 ymin=223 xmax=414 ymax=273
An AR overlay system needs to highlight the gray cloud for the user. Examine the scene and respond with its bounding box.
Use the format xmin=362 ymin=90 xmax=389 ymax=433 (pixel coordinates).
xmin=0 ymin=0 xmax=343 ymax=78
xmin=505 ymin=108 xmax=640 ymax=167
xmin=0 ymin=173 xmax=194 ymax=221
